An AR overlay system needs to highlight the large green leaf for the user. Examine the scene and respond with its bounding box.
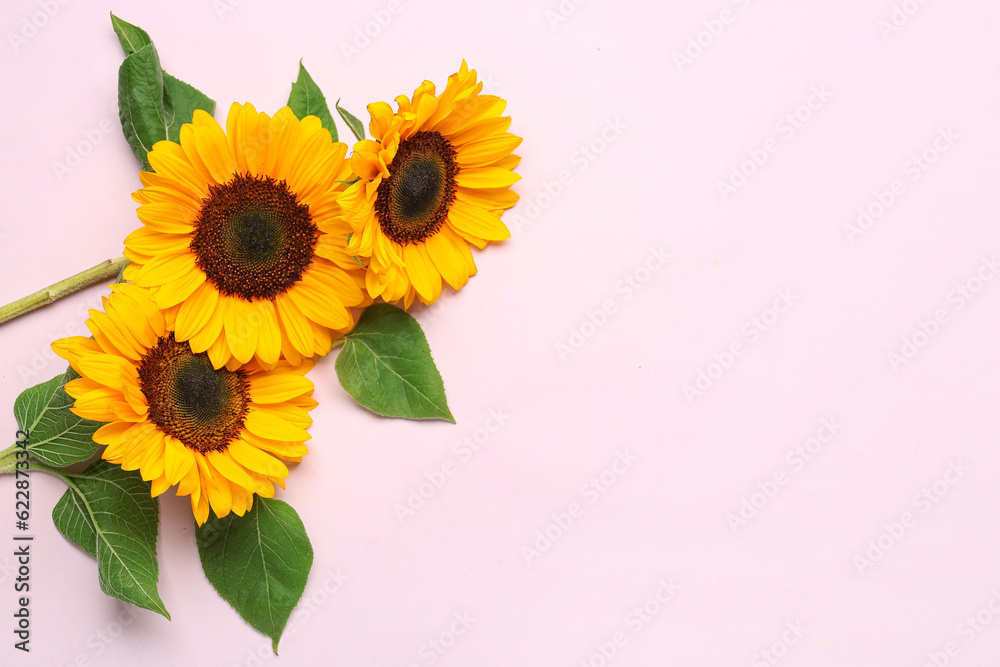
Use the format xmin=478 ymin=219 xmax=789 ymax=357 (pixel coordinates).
xmin=13 ymin=367 xmax=100 ymax=467
xmin=52 ymin=461 xmax=168 ymax=619
xmin=112 ymin=14 xmax=216 ymax=171
xmin=335 ymin=304 xmax=454 ymax=422
xmin=287 ymin=62 xmax=337 ymax=140
xmin=197 ymin=498 xmax=313 ymax=653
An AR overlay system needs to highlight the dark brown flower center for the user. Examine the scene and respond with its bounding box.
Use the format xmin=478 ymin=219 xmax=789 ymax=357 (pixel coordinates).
xmin=138 ymin=333 xmax=250 ymax=453
xmin=375 ymin=131 xmax=458 ymax=245
xmin=191 ymin=173 xmax=319 ymax=300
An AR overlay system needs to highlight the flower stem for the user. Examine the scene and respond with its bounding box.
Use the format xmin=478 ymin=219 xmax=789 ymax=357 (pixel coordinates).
xmin=0 ymin=444 xmax=20 ymax=475
xmin=28 ymin=461 xmax=72 ymax=485
xmin=0 ymin=256 xmax=128 ymax=326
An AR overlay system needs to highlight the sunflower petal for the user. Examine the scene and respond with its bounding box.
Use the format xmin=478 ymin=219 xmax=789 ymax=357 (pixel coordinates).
xmin=163 ymin=436 xmax=196 ymax=486
xmin=249 ymin=372 xmax=313 ymax=404
xmin=191 ymin=492 xmax=210 ymax=526
xmin=134 ymin=251 xmax=197 ymax=289
xmin=224 ymin=298 xmax=258 ymax=364
xmin=251 ymin=300 xmax=281 ymax=368
xmin=75 ymin=354 xmax=136 ymax=391
xmin=155 ymin=267 xmax=207 ymax=309
xmin=244 ymin=406 xmax=310 ymax=441
xmin=206 ymin=450 xmax=255 ymax=488
xmin=200 ymin=457 xmax=233 ymax=518
xmin=175 ymin=282 xmax=221 ymax=343
xmin=227 ymin=439 xmax=289 ymax=478
xmin=425 ymin=228 xmax=476 ymax=291
xmin=402 ymin=243 xmax=442 ymax=304
xmin=136 ymin=202 xmax=197 ymax=234
xmin=241 ymin=431 xmax=309 ymax=459
xmin=455 ymin=166 xmax=520 ymax=190
xmin=448 ymin=199 xmax=511 ymax=242
xmin=275 ymin=294 xmax=316 ymax=357
xmin=454 ymin=134 xmax=522 ymax=167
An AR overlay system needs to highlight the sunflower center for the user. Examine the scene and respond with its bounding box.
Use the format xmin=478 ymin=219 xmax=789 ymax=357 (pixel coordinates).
xmin=192 ymin=173 xmax=319 ymax=300
xmin=375 ymin=131 xmax=458 ymax=245
xmin=138 ymin=333 xmax=250 ymax=453
xmin=229 ymin=209 xmax=283 ymax=264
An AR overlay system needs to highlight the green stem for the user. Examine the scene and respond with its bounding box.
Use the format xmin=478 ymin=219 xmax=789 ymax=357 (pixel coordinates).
xmin=0 ymin=450 xmax=72 ymax=484
xmin=0 ymin=256 xmax=128 ymax=326
xmin=27 ymin=461 xmax=72 ymax=485
xmin=0 ymin=444 xmax=20 ymax=475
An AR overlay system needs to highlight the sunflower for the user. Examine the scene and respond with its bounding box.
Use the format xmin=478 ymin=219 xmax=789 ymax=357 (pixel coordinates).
xmin=339 ymin=61 xmax=521 ymax=308
xmin=52 ymin=283 xmax=315 ymax=526
xmin=124 ymin=102 xmax=368 ymax=372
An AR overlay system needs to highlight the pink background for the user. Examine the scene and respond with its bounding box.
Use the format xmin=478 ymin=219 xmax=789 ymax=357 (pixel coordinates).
xmin=2 ymin=0 xmax=1000 ymax=665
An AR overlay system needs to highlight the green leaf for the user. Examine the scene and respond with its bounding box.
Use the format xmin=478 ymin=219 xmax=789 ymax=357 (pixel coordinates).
xmin=113 ymin=15 xmax=216 ymax=170
xmin=336 ymin=99 xmax=365 ymax=142
xmin=335 ymin=304 xmax=454 ymax=422
xmin=14 ymin=367 xmax=100 ymax=467
xmin=163 ymin=72 xmax=216 ymax=140
xmin=288 ymin=62 xmax=337 ymax=141
xmin=110 ymin=12 xmax=151 ymax=55
xmin=197 ymin=498 xmax=313 ymax=653
xmin=52 ymin=461 xmax=169 ymax=619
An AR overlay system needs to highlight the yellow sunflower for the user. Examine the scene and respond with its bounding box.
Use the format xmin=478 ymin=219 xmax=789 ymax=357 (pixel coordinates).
xmin=124 ymin=102 xmax=368 ymax=371
xmin=340 ymin=61 xmax=521 ymax=308
xmin=52 ymin=283 xmax=314 ymax=526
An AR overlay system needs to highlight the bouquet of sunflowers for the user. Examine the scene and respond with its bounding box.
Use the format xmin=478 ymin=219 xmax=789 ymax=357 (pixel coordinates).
xmin=1 ymin=14 xmax=519 ymax=651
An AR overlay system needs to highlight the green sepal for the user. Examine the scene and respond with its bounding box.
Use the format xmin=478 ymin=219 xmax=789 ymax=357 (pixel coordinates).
xmin=336 ymin=99 xmax=365 ymax=142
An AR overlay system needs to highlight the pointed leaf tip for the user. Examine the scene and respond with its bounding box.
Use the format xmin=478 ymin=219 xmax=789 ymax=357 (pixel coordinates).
xmin=288 ymin=62 xmax=337 ymax=141
xmin=334 ymin=304 xmax=454 ymax=422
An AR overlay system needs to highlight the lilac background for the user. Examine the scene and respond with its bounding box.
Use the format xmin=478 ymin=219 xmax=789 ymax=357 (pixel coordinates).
xmin=2 ymin=0 xmax=1000 ymax=665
